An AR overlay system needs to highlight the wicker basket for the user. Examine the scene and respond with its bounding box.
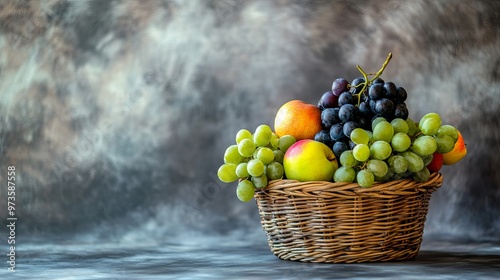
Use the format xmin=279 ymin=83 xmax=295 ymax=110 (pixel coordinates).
xmin=254 ymin=172 xmax=443 ymax=263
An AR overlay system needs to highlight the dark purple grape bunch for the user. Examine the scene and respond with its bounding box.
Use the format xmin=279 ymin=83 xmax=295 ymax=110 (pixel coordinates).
xmin=314 ymin=53 xmax=410 ymax=158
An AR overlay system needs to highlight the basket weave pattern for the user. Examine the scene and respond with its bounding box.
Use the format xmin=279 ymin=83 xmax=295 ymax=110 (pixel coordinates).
xmin=254 ymin=172 xmax=443 ymax=263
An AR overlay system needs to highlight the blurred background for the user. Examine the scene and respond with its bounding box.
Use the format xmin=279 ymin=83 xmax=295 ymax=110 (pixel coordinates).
xmin=0 ymin=0 xmax=498 ymax=248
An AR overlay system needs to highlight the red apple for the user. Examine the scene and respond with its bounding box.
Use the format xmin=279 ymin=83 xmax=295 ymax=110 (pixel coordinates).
xmin=427 ymin=152 xmax=444 ymax=173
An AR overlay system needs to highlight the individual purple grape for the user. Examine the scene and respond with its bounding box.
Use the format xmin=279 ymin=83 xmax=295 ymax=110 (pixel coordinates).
xmin=330 ymin=123 xmax=346 ymax=141
xmin=394 ymin=103 xmax=409 ymax=119
xmin=375 ymin=98 xmax=394 ymax=118
xmin=338 ymin=91 xmax=354 ymax=106
xmin=372 ymin=77 xmax=385 ymax=85
xmin=395 ymin=86 xmax=408 ymax=102
xmin=368 ymin=84 xmax=384 ymax=100
xmin=359 ymin=100 xmax=371 ymax=116
xmin=331 ymin=78 xmax=349 ymax=96
xmin=318 ymin=91 xmax=339 ymax=109
xmin=369 ymin=99 xmax=377 ymax=113
xmin=350 ymin=77 xmax=365 ymax=94
xmin=332 ymin=107 xmax=340 ymax=117
xmin=321 ymin=108 xmax=341 ymax=128
xmin=333 ymin=141 xmax=349 ymax=159
xmin=338 ymin=104 xmax=357 ymax=122
xmin=383 ymin=82 xmax=398 ymax=99
xmin=314 ymin=130 xmax=333 ymax=146
xmin=343 ymin=121 xmax=360 ymax=138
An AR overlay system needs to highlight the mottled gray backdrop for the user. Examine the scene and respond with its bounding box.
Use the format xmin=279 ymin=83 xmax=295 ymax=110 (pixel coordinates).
xmin=0 ymin=0 xmax=498 ymax=246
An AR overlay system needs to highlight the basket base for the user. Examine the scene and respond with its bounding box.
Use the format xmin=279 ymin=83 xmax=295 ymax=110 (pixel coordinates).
xmin=255 ymin=173 xmax=443 ymax=263
xmin=268 ymin=241 xmax=422 ymax=263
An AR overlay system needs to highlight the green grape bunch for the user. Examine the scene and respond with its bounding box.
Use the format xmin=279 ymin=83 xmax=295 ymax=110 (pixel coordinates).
xmin=217 ymin=124 xmax=296 ymax=202
xmin=333 ymin=113 xmax=460 ymax=188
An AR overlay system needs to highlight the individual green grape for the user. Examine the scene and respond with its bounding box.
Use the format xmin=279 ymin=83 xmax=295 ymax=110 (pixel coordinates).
xmin=421 ymin=154 xmax=433 ymax=166
xmin=247 ymin=159 xmax=265 ymax=177
xmin=278 ymin=135 xmax=296 ymax=152
xmin=236 ymin=162 xmax=250 ymax=178
xmin=411 ymin=135 xmax=437 ymax=156
xmin=217 ymin=163 xmax=238 ymax=183
xmin=372 ymin=116 xmax=387 ymax=131
xmin=370 ymin=141 xmax=392 ymax=160
xmin=437 ymin=125 xmax=459 ymax=142
xmin=419 ymin=113 xmax=442 ymax=136
xmin=273 ymin=149 xmax=285 ymax=164
xmin=236 ymin=179 xmax=255 ymax=202
xmin=251 ymin=174 xmax=268 ymax=189
xmin=238 ymin=138 xmax=256 ymax=157
xmin=266 ymin=161 xmax=284 ymax=180
xmin=413 ymin=167 xmax=430 ymax=182
xmin=270 ymin=133 xmax=279 ymax=149
xmin=401 ymin=151 xmax=424 ymax=172
xmin=254 ymin=124 xmax=273 ymax=147
xmin=235 ymin=129 xmax=252 ymax=144
xmin=366 ymin=159 xmax=389 ymax=178
xmin=375 ymin=168 xmax=394 ymax=182
xmin=373 ymin=120 xmax=394 ymax=143
xmin=256 ymin=147 xmax=275 ymax=165
xmin=435 ymin=134 xmax=455 ymax=153
xmin=334 ymin=166 xmax=356 ymax=182
xmin=224 ymin=145 xmax=244 ymax=164
xmin=391 ymin=118 xmax=410 ymax=134
xmin=391 ymin=132 xmax=411 ymax=152
xmin=387 ymin=155 xmax=408 ymax=173
xmin=357 ymin=170 xmax=375 ymax=188
xmin=420 ymin=118 xmax=441 ymax=136
xmin=419 ymin=112 xmax=441 ymax=125
xmin=340 ymin=150 xmax=359 ymax=168
xmin=406 ymin=117 xmax=420 ymax=136
xmin=353 ymin=144 xmax=370 ymax=162
xmin=350 ymin=128 xmax=370 ymax=145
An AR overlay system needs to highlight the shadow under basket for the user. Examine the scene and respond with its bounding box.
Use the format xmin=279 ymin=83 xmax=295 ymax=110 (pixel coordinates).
xmin=254 ymin=172 xmax=443 ymax=263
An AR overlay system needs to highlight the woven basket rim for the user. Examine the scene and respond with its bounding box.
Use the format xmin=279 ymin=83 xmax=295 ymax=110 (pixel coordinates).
xmin=256 ymin=172 xmax=443 ymax=198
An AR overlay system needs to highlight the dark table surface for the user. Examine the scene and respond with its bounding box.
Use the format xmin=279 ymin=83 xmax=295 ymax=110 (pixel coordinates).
xmin=3 ymin=238 xmax=500 ymax=279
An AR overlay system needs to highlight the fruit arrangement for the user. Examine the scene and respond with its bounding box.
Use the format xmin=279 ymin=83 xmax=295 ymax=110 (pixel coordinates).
xmin=217 ymin=53 xmax=466 ymax=201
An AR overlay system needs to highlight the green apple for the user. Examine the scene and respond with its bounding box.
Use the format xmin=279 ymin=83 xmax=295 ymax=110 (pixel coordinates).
xmin=283 ymin=139 xmax=338 ymax=182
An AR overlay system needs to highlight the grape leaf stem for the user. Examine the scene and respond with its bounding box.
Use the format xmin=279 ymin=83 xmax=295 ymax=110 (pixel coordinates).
xmin=353 ymin=53 xmax=393 ymax=105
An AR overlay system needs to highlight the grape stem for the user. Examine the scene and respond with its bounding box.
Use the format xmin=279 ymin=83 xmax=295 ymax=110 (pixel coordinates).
xmin=353 ymin=53 xmax=393 ymax=105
